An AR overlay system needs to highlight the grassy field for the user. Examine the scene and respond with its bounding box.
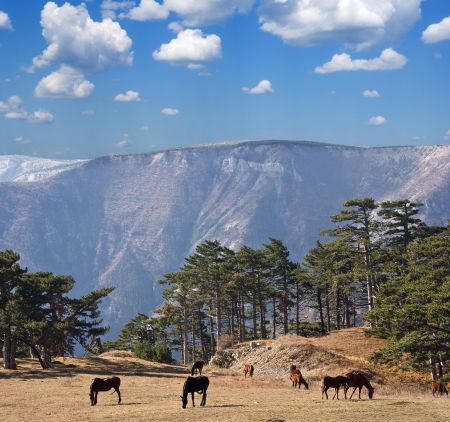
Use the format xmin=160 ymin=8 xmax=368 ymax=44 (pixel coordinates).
xmin=1 ymin=356 xmax=449 ymax=422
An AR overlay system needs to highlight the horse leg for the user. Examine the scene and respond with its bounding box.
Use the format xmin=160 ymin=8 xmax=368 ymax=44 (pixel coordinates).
xmin=358 ymin=387 xmax=362 ymax=399
xmin=94 ymin=391 xmax=98 ymax=405
xmin=349 ymin=387 xmax=357 ymax=399
xmin=344 ymin=385 xmax=348 ymax=400
xmin=191 ymin=391 xmax=195 ymax=407
xmin=201 ymin=392 xmax=207 ymax=407
xmin=116 ymin=388 xmax=121 ymax=404
xmin=322 ymin=386 xmax=328 ymax=400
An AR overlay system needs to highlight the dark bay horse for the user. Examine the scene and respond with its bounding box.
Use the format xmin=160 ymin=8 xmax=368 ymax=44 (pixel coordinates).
xmin=243 ymin=364 xmax=254 ymax=377
xmin=290 ymin=365 xmax=309 ymax=389
xmin=344 ymin=372 xmax=374 ymax=399
xmin=191 ymin=360 xmax=205 ymax=376
xmin=89 ymin=376 xmax=121 ymax=406
xmin=321 ymin=375 xmax=349 ymax=400
xmin=181 ymin=376 xmax=209 ymax=408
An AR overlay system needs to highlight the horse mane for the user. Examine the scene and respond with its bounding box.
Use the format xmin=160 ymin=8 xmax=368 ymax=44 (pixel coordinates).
xmin=362 ymin=374 xmax=374 ymax=391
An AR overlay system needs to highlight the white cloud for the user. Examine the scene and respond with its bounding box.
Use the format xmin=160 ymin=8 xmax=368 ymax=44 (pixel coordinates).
xmin=444 ymin=129 xmax=450 ymax=141
xmin=0 ymin=10 xmax=12 ymax=30
xmin=242 ymin=80 xmax=274 ymax=95
xmin=0 ymin=95 xmax=54 ymax=124
xmin=368 ymin=115 xmax=387 ymax=126
xmin=29 ymin=2 xmax=133 ymax=74
xmin=168 ymin=21 xmax=184 ymax=33
xmin=4 ymin=111 xmax=28 ymax=120
xmin=363 ymin=89 xmax=380 ymax=97
xmin=82 ymin=109 xmax=95 ymax=116
xmin=121 ymin=0 xmax=169 ymax=21
xmin=114 ymin=90 xmax=141 ymax=102
xmin=258 ymin=0 xmax=421 ymax=50
xmin=101 ymin=0 xmax=135 ymax=19
xmin=116 ymin=133 xmax=133 ymax=148
xmin=422 ymin=16 xmax=450 ymax=44
xmin=28 ymin=109 xmax=54 ymax=124
xmin=14 ymin=136 xmax=32 ymax=145
xmin=161 ymin=107 xmax=179 ymax=116
xmin=315 ymin=48 xmax=407 ymax=74
xmin=153 ymin=29 xmax=222 ymax=67
xmin=164 ymin=0 xmax=255 ymax=26
xmin=35 ymin=66 xmax=95 ymax=99
xmin=140 ymin=125 xmax=150 ymax=131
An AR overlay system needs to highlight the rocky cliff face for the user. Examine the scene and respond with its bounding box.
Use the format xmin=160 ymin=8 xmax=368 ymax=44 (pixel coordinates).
xmin=1 ymin=141 xmax=449 ymax=334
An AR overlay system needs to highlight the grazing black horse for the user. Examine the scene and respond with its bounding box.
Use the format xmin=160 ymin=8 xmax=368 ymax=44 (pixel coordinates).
xmin=191 ymin=360 xmax=205 ymax=376
xmin=321 ymin=375 xmax=349 ymax=400
xmin=90 ymin=376 xmax=121 ymax=406
xmin=344 ymin=372 xmax=374 ymax=400
xmin=180 ymin=376 xmax=209 ymax=408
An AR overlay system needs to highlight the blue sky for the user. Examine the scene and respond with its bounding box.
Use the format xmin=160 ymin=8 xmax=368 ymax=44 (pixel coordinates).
xmin=0 ymin=0 xmax=449 ymax=158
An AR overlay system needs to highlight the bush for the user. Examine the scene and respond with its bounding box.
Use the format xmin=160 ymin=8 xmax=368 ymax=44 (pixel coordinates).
xmin=210 ymin=350 xmax=234 ymax=368
xmin=133 ymin=341 xmax=173 ymax=363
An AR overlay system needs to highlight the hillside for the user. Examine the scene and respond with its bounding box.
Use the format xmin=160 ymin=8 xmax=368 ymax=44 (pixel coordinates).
xmin=0 ymin=329 xmax=448 ymax=422
xmin=0 ymin=141 xmax=449 ymax=335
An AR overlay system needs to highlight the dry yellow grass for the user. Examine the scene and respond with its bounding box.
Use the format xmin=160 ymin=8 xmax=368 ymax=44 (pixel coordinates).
xmin=0 ymin=354 xmax=449 ymax=422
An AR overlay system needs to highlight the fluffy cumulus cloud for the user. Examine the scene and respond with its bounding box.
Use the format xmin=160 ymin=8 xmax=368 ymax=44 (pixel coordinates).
xmin=116 ymin=133 xmax=133 ymax=148
xmin=34 ymin=66 xmax=95 ymax=99
xmin=164 ymin=0 xmax=255 ymax=26
xmin=121 ymin=0 xmax=169 ymax=21
xmin=101 ymin=0 xmax=136 ymax=19
xmin=315 ymin=48 xmax=407 ymax=74
xmin=242 ymin=79 xmax=274 ymax=94
xmin=114 ymin=90 xmax=141 ymax=102
xmin=368 ymin=115 xmax=387 ymax=126
xmin=30 ymin=2 xmax=133 ymax=99
xmin=0 ymin=95 xmax=54 ymax=124
xmin=153 ymin=29 xmax=222 ymax=67
xmin=422 ymin=16 xmax=450 ymax=44
xmin=363 ymin=89 xmax=380 ymax=97
xmin=0 ymin=10 xmax=12 ymax=29
xmin=161 ymin=107 xmax=179 ymax=115
xmin=258 ymin=0 xmax=421 ymax=50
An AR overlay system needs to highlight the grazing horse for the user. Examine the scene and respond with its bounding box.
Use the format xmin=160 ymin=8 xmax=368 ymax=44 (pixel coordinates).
xmin=321 ymin=375 xmax=349 ymax=400
xmin=191 ymin=360 xmax=205 ymax=376
xmin=289 ymin=365 xmax=309 ymax=389
xmin=243 ymin=364 xmax=254 ymax=377
xmin=89 ymin=376 xmax=121 ymax=406
xmin=180 ymin=376 xmax=209 ymax=408
xmin=344 ymin=372 xmax=374 ymax=400
xmin=432 ymin=381 xmax=449 ymax=397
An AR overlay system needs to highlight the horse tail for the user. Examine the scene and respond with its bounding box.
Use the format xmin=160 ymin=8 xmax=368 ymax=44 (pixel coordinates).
xmin=301 ymin=377 xmax=309 ymax=389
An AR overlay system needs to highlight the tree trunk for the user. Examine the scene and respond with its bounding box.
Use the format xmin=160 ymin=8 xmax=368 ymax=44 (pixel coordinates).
xmin=252 ymin=293 xmax=257 ymax=339
xmin=325 ymin=283 xmax=331 ymax=332
xmin=183 ymin=305 xmax=188 ymax=365
xmin=191 ymin=312 xmax=196 ymax=363
xmin=296 ymin=279 xmax=300 ymax=336
xmin=240 ymin=295 xmax=246 ymax=342
xmin=216 ymin=293 xmax=222 ymax=353
xmin=336 ymin=283 xmax=341 ymax=330
xmin=430 ymin=357 xmax=438 ymax=381
xmin=272 ymin=296 xmax=277 ymax=339
xmin=42 ymin=346 xmax=53 ymax=369
xmin=258 ymin=297 xmax=266 ymax=339
xmin=283 ymin=277 xmax=289 ymax=335
xmin=317 ymin=287 xmax=325 ymax=335
xmin=198 ymin=308 xmax=207 ymax=362
xmin=2 ymin=328 xmax=17 ymax=370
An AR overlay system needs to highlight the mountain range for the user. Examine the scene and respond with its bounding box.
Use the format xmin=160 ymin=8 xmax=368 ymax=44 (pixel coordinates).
xmin=0 ymin=141 xmax=449 ymax=336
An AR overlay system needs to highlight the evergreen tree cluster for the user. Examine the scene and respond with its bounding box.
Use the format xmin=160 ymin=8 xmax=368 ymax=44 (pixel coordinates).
xmin=0 ymin=251 xmax=113 ymax=369
xmin=110 ymin=197 xmax=448 ymax=373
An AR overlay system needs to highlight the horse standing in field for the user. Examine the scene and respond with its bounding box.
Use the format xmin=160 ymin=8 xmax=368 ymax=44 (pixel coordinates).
xmin=344 ymin=372 xmax=374 ymax=400
xmin=89 ymin=376 xmax=121 ymax=406
xmin=432 ymin=381 xmax=449 ymax=397
xmin=289 ymin=365 xmax=309 ymax=389
xmin=180 ymin=376 xmax=209 ymax=408
xmin=321 ymin=375 xmax=349 ymax=400
xmin=243 ymin=364 xmax=254 ymax=377
xmin=191 ymin=360 xmax=205 ymax=376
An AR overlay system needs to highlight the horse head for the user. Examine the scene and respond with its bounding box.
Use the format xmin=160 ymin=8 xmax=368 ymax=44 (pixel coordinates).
xmin=180 ymin=395 xmax=188 ymax=408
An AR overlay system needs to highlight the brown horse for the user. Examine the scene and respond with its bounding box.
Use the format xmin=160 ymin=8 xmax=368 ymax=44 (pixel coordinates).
xmin=321 ymin=375 xmax=349 ymax=400
xmin=89 ymin=376 xmax=121 ymax=406
xmin=191 ymin=360 xmax=205 ymax=376
xmin=344 ymin=372 xmax=374 ymax=400
xmin=432 ymin=381 xmax=449 ymax=397
xmin=243 ymin=364 xmax=254 ymax=377
xmin=289 ymin=365 xmax=309 ymax=389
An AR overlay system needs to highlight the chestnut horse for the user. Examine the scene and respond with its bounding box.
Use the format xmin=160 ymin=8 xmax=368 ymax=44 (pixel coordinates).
xmin=432 ymin=381 xmax=449 ymax=397
xmin=290 ymin=365 xmax=309 ymax=389
xmin=243 ymin=364 xmax=254 ymax=377
xmin=89 ymin=376 xmax=121 ymax=406
xmin=321 ymin=375 xmax=349 ymax=400
xmin=344 ymin=372 xmax=374 ymax=400
xmin=191 ymin=360 xmax=205 ymax=376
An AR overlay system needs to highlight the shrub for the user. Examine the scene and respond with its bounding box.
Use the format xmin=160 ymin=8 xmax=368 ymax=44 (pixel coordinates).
xmin=210 ymin=350 xmax=234 ymax=368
